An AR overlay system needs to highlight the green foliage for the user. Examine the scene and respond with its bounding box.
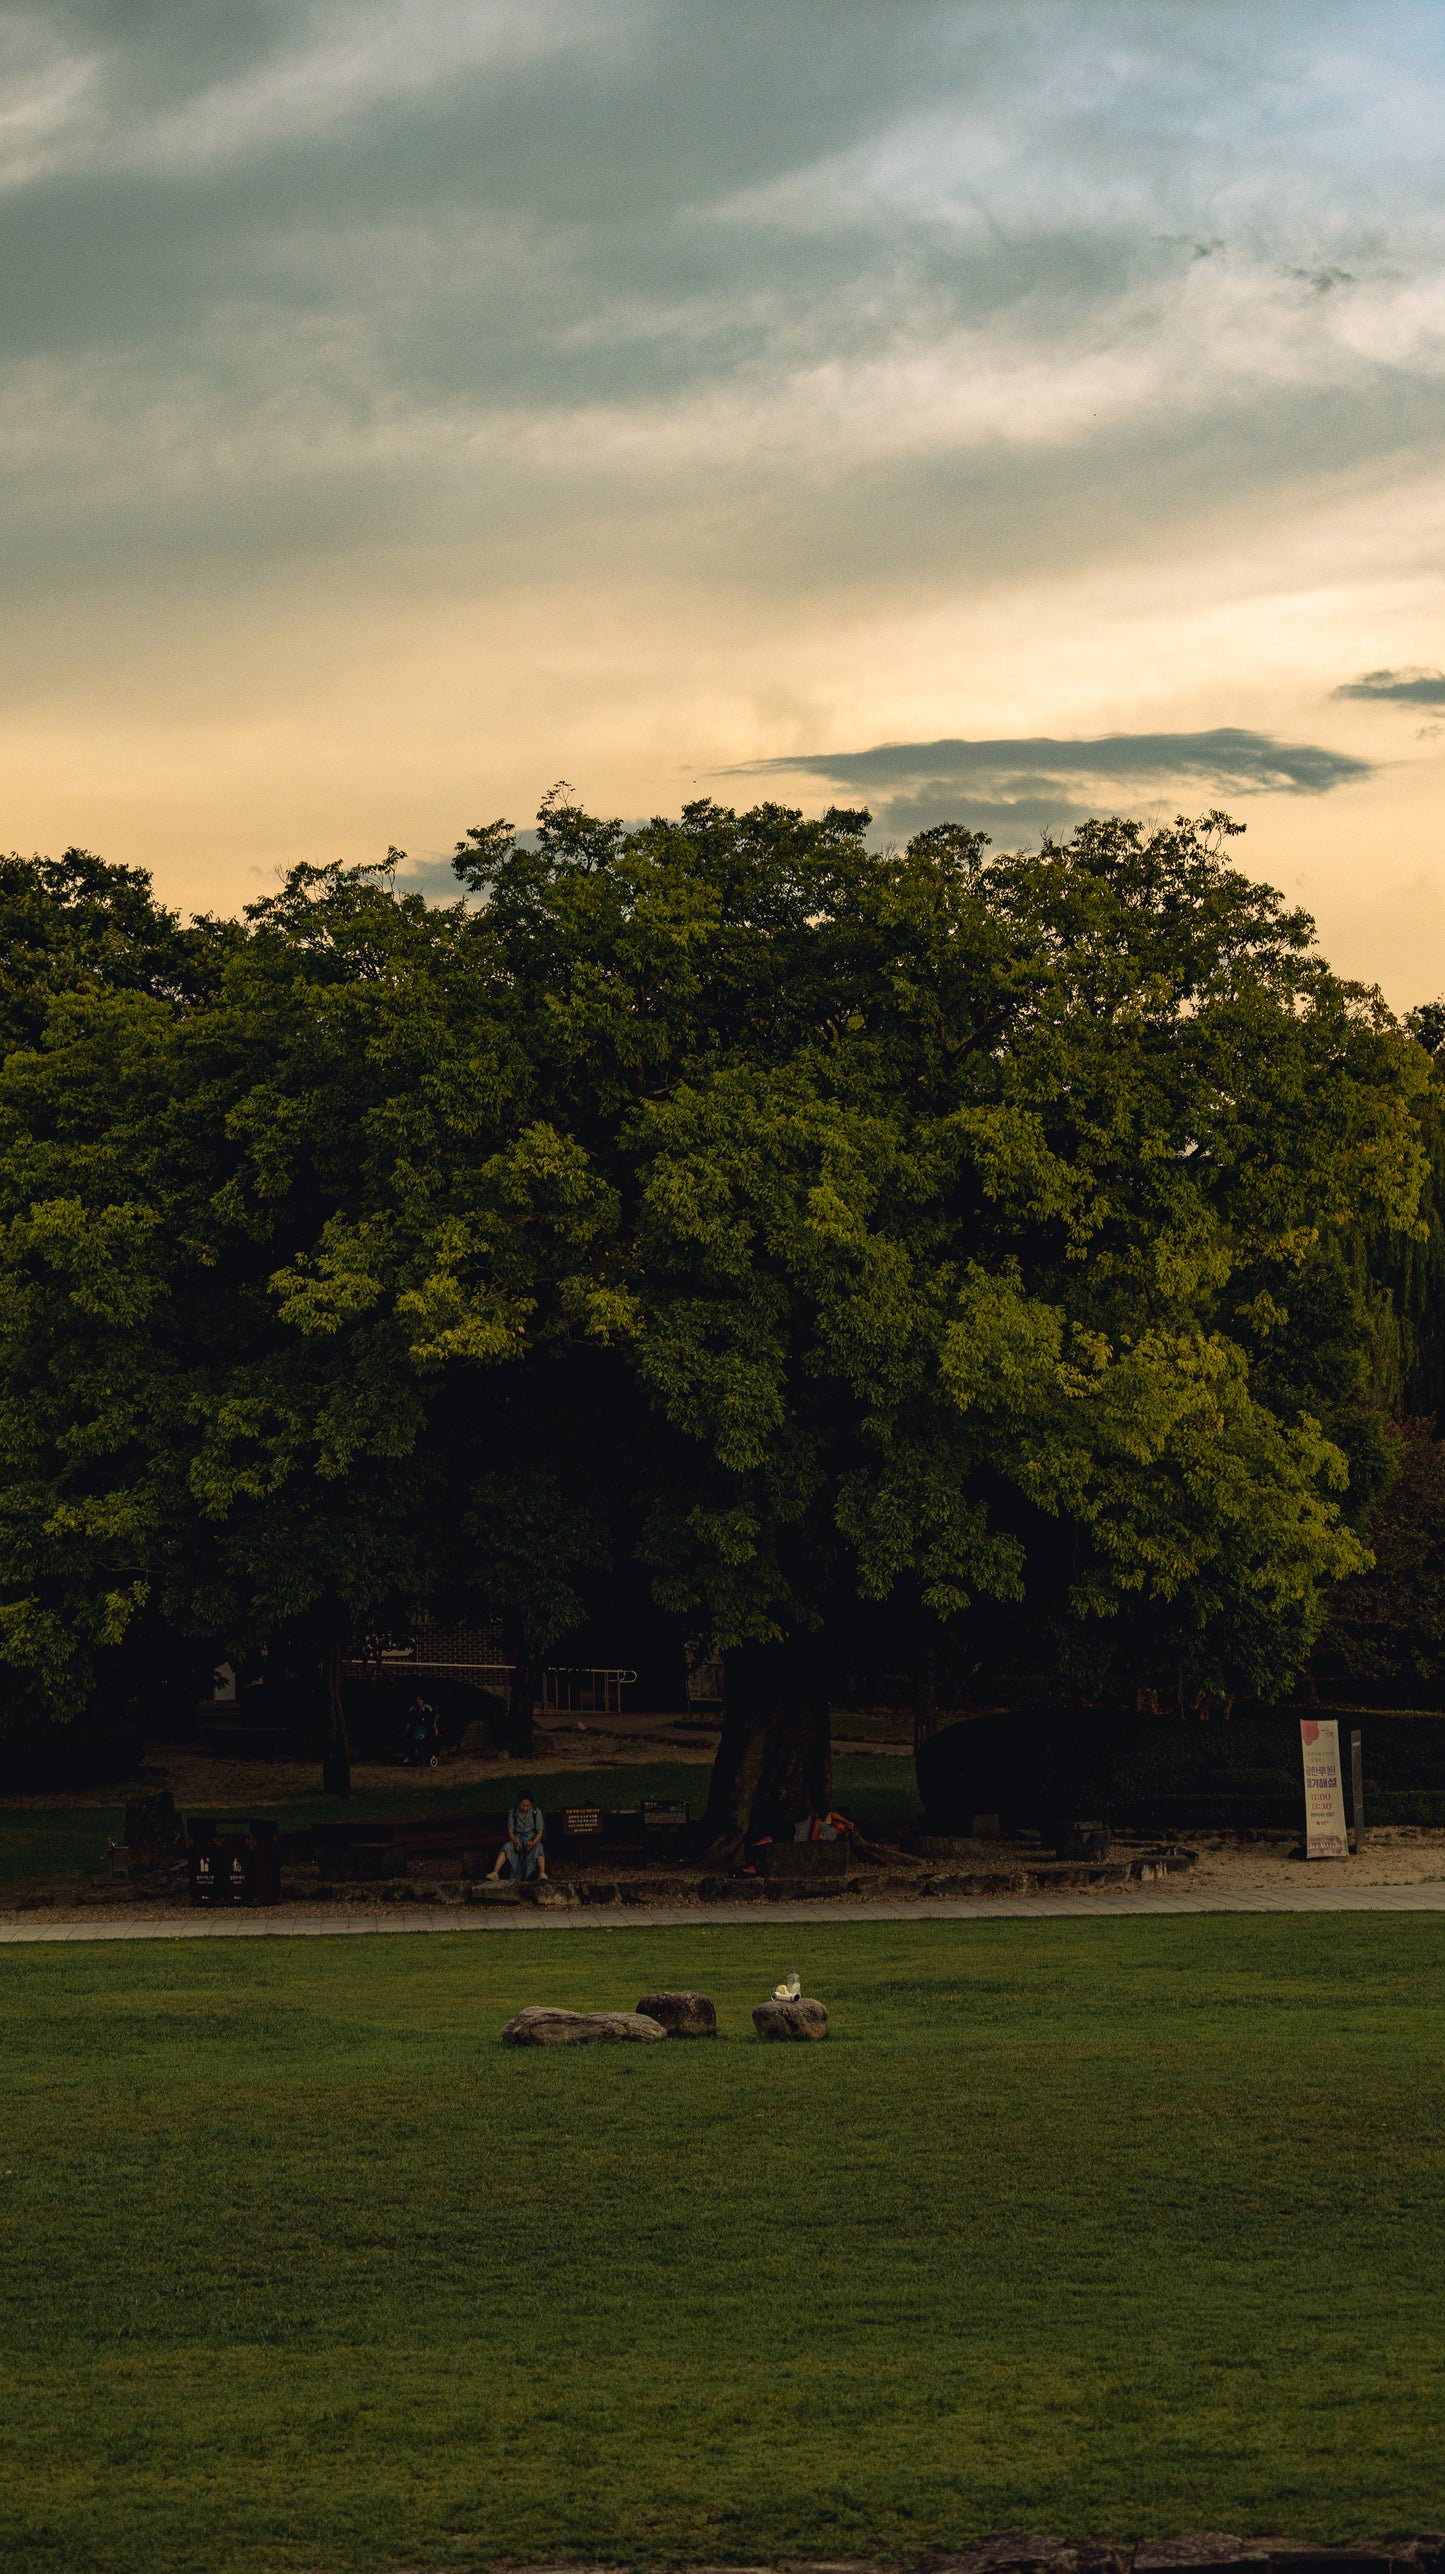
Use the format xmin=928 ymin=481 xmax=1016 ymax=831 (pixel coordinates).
xmin=1321 ymin=1415 xmax=1445 ymax=1697
xmin=1367 ymin=1046 xmax=1445 ymax=1418
xmin=0 ymin=800 xmax=1431 ymax=1732
xmin=608 ymin=806 xmax=1422 ymax=1701
xmin=0 ymin=847 xmax=235 ymax=1054
xmin=0 ymin=854 xmax=619 ymax=1717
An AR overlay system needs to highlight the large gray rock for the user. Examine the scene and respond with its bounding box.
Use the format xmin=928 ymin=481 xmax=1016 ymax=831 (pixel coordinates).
xmin=636 ymin=1989 xmax=717 ymax=2036
xmin=752 ymin=1996 xmax=829 ymax=2041
xmin=501 ymin=2006 xmax=667 ymax=2046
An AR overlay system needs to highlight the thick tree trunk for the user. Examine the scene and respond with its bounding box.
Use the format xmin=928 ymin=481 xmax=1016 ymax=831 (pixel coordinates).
xmin=506 ymin=1643 xmax=546 ymax=1759
xmin=700 ymin=1639 xmax=830 ymax=1860
xmin=912 ymin=1635 xmax=939 ymax=1764
xmin=322 ymin=1633 xmax=351 ymax=1799
xmin=699 ymin=1696 xmax=769 ymax=1860
xmin=755 ymin=1677 xmax=832 ymax=1833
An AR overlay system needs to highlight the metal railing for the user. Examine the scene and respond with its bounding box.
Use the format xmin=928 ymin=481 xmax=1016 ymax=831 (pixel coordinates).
xmin=541 ymin=1667 xmax=637 ymax=1715
xmin=351 ymin=1645 xmax=636 ymax=1716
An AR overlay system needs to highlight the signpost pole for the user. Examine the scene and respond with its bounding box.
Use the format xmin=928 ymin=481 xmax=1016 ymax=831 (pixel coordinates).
xmin=1350 ymin=1727 xmax=1365 ymax=1856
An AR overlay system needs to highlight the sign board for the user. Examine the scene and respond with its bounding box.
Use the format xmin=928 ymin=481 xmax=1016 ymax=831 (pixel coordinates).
xmin=1300 ymin=1718 xmax=1349 ymax=1858
xmin=563 ymin=1805 xmax=603 ymax=1837
xmin=684 ymin=1638 xmax=725 ymax=1704
xmin=643 ymin=1800 xmax=689 ymax=1830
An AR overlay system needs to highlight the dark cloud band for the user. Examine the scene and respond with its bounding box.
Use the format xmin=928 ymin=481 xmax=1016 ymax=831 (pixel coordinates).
xmin=1336 ymin=670 xmax=1445 ymax=706
xmin=719 ymin=726 xmax=1372 ymax=847
xmin=727 ymin=727 xmax=1371 ymax=801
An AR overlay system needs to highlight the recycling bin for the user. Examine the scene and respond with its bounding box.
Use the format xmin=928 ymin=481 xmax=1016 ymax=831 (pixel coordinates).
xmin=219 ymin=1834 xmax=250 ymax=1905
xmin=188 ymin=1820 xmax=222 ymax=1907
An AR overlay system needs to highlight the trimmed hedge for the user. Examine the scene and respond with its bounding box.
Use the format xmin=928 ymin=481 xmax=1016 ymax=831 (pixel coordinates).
xmin=916 ymin=1707 xmax=1445 ymax=1836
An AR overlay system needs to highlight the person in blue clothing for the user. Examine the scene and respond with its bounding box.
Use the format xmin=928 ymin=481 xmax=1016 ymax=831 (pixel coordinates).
xmin=401 ymin=1693 xmax=439 ymax=1767
xmin=491 ymin=1792 xmax=547 ymax=1880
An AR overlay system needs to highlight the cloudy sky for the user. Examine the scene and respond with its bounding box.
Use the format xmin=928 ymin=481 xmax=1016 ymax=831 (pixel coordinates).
xmin=4 ymin=1 xmax=1445 ymax=999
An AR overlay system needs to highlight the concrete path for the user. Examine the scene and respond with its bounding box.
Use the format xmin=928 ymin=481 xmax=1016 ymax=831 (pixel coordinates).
xmin=7 ymin=1881 xmax=1445 ymax=1943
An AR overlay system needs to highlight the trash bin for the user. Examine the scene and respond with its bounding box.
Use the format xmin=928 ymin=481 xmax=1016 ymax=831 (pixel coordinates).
xmin=188 ymin=1819 xmax=222 ymax=1906
xmin=246 ymin=1818 xmax=282 ymax=1907
xmin=219 ymin=1833 xmax=250 ymax=1904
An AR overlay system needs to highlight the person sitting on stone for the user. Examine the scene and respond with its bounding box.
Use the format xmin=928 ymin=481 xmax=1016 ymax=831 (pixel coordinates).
xmin=491 ymin=1792 xmax=547 ymax=1881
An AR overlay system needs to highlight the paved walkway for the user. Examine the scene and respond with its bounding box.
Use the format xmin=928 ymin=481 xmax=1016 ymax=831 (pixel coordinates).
xmin=7 ymin=1881 xmax=1445 ymax=1943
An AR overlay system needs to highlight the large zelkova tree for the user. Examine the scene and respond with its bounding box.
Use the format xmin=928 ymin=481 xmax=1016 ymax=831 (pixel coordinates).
xmin=0 ymin=854 xmax=630 ymax=1775
xmin=454 ymin=798 xmax=1427 ymax=1846
xmin=0 ymin=804 xmax=1430 ymax=1838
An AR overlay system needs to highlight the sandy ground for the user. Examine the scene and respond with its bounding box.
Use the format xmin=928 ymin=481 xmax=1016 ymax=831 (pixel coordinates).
xmin=1179 ymin=1828 xmax=1445 ymax=1894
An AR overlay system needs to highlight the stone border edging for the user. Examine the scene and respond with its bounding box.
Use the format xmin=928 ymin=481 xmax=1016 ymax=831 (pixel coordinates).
xmin=7 ymin=1882 xmax=1445 ymax=1942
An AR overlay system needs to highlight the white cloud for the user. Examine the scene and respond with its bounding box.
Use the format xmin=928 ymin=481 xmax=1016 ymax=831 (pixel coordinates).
xmin=0 ymin=0 xmax=634 ymax=192
xmin=0 ymin=16 xmax=102 ymax=190
xmin=130 ymin=0 xmax=629 ymax=174
xmin=6 ymin=0 xmax=1445 ymax=1003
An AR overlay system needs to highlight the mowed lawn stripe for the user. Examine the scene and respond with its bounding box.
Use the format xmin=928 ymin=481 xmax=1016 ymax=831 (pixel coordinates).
xmin=1 ymin=1917 xmax=1443 ymax=2574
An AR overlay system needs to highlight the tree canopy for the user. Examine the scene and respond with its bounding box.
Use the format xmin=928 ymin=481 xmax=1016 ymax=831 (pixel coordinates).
xmin=0 ymin=809 xmax=1434 ymax=1819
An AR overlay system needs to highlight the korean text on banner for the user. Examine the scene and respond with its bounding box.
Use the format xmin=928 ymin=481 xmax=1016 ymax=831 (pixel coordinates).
xmin=1300 ymin=1717 xmax=1349 ymax=1859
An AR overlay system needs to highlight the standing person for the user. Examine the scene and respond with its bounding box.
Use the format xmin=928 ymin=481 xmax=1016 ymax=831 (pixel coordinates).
xmin=492 ymin=1792 xmax=547 ymax=1880
xmin=401 ymin=1693 xmax=439 ymax=1767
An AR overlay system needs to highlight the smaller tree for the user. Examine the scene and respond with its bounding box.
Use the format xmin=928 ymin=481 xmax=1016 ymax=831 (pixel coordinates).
xmin=1319 ymin=1417 xmax=1445 ymax=1702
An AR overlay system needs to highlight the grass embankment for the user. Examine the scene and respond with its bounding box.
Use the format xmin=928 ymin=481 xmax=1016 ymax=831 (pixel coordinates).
xmin=3 ymin=1916 xmax=1445 ymax=2572
xmin=0 ymin=1755 xmax=923 ymax=1892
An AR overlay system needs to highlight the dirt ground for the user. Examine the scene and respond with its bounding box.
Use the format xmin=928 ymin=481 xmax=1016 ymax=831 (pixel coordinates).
xmin=0 ymin=1728 xmax=715 ymax=1814
xmin=0 ymin=1719 xmax=924 ymax=1816
xmin=1181 ymin=1826 xmax=1445 ymax=1893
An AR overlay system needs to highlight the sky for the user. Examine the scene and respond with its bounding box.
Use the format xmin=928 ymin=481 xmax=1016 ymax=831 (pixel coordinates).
xmin=3 ymin=1 xmax=1445 ymax=1001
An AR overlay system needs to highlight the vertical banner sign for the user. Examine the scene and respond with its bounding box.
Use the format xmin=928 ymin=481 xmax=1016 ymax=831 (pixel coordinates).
xmin=1300 ymin=1718 xmax=1349 ymax=1859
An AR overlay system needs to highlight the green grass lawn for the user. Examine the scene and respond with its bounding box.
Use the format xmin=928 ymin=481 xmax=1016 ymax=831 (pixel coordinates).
xmin=3 ymin=1916 xmax=1445 ymax=2573
xmin=0 ymin=1754 xmax=921 ymax=1891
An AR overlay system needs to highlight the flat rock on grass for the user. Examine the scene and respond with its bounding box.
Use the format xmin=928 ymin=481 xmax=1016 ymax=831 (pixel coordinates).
xmin=752 ymin=1997 xmax=829 ymax=2041
xmin=636 ymin=1989 xmax=717 ymax=2036
xmin=502 ymin=2007 xmax=667 ymax=2046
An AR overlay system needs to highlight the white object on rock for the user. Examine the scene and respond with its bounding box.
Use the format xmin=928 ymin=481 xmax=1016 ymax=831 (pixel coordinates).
xmin=754 ymin=1997 xmax=829 ymax=2041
